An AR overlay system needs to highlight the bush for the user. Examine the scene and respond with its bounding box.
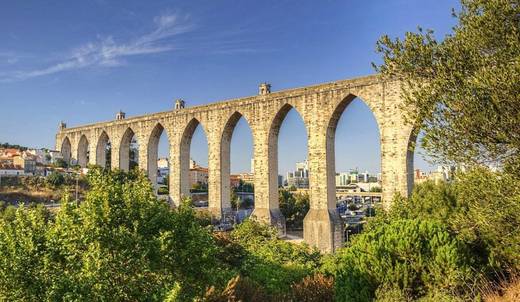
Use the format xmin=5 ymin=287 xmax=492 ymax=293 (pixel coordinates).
xmin=231 ymin=220 xmax=322 ymax=294
xmin=203 ymin=275 xmax=270 ymax=302
xmin=290 ymin=273 xmax=334 ymax=302
xmin=157 ymin=186 xmax=169 ymax=195
xmin=333 ymin=219 xmax=472 ymax=302
xmin=0 ymin=168 xmax=229 ymax=301
xmin=279 ymin=189 xmax=309 ymax=230
xmin=46 ymin=172 xmax=65 ymax=187
xmin=390 ymin=168 xmax=520 ymax=276
xmin=54 ymin=158 xmax=68 ymax=168
xmin=194 ymin=209 xmax=213 ymax=227
xmin=0 ymin=206 xmax=51 ymax=301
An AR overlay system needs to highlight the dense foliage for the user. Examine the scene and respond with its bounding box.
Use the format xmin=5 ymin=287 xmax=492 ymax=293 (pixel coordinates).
xmin=1 ymin=168 xmax=517 ymax=301
xmin=375 ymin=0 xmax=520 ymax=175
xmin=390 ymin=168 xmax=520 ymax=275
xmin=0 ymin=168 xmax=221 ymax=301
xmin=279 ymin=189 xmax=309 ymax=230
xmin=0 ymin=168 xmax=330 ymax=301
xmin=326 ymin=167 xmax=520 ymax=301
xmin=332 ymin=219 xmax=472 ymax=301
xmin=46 ymin=172 xmax=65 ymax=187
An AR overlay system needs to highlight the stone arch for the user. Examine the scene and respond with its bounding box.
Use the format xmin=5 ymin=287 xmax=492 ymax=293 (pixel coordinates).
xmin=77 ymin=134 xmax=89 ymax=168
xmin=96 ymin=131 xmax=111 ymax=168
xmin=220 ymin=111 xmax=253 ymax=213
xmin=326 ymin=94 xmax=382 ymax=205
xmin=119 ymin=127 xmax=137 ymax=171
xmin=61 ymin=136 xmax=72 ymax=164
xmin=266 ymin=103 xmax=308 ymax=223
xmin=179 ymin=118 xmax=208 ymax=198
xmin=147 ymin=122 xmax=169 ymax=188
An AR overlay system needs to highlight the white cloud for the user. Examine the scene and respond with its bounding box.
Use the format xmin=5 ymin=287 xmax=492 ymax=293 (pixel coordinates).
xmin=1 ymin=12 xmax=192 ymax=82
xmin=0 ymin=52 xmax=20 ymax=65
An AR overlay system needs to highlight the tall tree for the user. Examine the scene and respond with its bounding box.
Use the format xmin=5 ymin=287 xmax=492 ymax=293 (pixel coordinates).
xmin=375 ymin=0 xmax=520 ymax=175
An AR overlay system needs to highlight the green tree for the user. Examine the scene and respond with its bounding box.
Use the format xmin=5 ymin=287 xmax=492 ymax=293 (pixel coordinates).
xmin=0 ymin=168 xmax=228 ymax=301
xmin=388 ymin=168 xmax=520 ymax=274
xmin=46 ymin=172 xmax=65 ymax=187
xmin=230 ymin=220 xmax=322 ymax=295
xmin=375 ymin=0 xmax=520 ymax=175
xmin=332 ymin=219 xmax=472 ymax=302
xmin=369 ymin=186 xmax=382 ymax=193
xmin=279 ymin=189 xmax=309 ymax=230
xmin=0 ymin=206 xmax=51 ymax=301
xmin=54 ymin=158 xmax=68 ymax=168
xmin=157 ymin=186 xmax=169 ymax=195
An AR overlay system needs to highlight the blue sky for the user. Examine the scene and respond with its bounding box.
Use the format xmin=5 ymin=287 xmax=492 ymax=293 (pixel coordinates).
xmin=0 ymin=0 xmax=459 ymax=175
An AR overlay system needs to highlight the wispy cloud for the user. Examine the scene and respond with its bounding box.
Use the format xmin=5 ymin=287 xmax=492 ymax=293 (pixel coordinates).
xmin=0 ymin=52 xmax=22 ymax=65
xmin=1 ymin=12 xmax=192 ymax=82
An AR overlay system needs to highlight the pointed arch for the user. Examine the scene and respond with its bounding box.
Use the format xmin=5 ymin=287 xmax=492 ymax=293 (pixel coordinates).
xmin=266 ymin=103 xmax=309 ymax=210
xmin=96 ymin=131 xmax=111 ymax=168
xmin=61 ymin=137 xmax=72 ymax=164
xmin=220 ymin=111 xmax=253 ymax=211
xmin=180 ymin=118 xmax=208 ymax=197
xmin=147 ymin=122 xmax=168 ymax=188
xmin=269 ymin=103 xmax=308 ymax=144
xmin=326 ymin=94 xmax=382 ymax=206
xmin=327 ymin=94 xmax=382 ymax=139
xmin=77 ymin=134 xmax=89 ymax=168
xmin=119 ymin=127 xmax=136 ymax=171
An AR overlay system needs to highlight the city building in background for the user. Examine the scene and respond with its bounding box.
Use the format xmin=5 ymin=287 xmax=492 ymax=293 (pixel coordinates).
xmin=189 ymin=159 xmax=208 ymax=188
xmin=286 ymin=159 xmax=309 ymax=188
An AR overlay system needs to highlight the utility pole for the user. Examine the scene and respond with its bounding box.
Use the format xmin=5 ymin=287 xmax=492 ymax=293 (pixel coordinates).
xmin=75 ymin=171 xmax=79 ymax=202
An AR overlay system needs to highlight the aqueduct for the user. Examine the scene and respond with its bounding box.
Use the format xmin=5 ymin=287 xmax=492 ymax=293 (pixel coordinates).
xmin=56 ymin=74 xmax=415 ymax=252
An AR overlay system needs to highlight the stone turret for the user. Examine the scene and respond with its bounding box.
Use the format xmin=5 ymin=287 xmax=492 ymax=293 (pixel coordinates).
xmin=259 ymin=82 xmax=271 ymax=95
xmin=175 ymin=99 xmax=185 ymax=110
xmin=116 ymin=110 xmax=126 ymax=120
xmin=59 ymin=121 xmax=67 ymax=131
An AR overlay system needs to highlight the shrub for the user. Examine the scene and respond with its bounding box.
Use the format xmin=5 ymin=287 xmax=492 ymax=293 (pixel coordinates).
xmin=203 ymin=275 xmax=271 ymax=302
xmin=46 ymin=172 xmax=65 ymax=187
xmin=333 ymin=219 xmax=472 ymax=302
xmin=290 ymin=273 xmax=334 ymax=302
xmin=0 ymin=206 xmax=50 ymax=301
xmin=157 ymin=186 xmax=169 ymax=195
xmin=279 ymin=189 xmax=309 ymax=230
xmin=231 ymin=220 xmax=322 ymax=294
xmin=389 ymin=168 xmax=520 ymax=276
xmin=0 ymin=168 xmax=229 ymax=301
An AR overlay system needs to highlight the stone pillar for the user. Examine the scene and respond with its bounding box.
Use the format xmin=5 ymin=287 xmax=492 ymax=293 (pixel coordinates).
xmin=119 ymin=135 xmax=131 ymax=171
xmin=146 ymin=144 xmax=158 ymax=188
xmin=303 ymin=107 xmax=343 ymax=253
xmin=95 ymin=132 xmax=111 ymax=168
xmin=88 ymin=133 xmax=98 ymax=166
xmin=169 ymin=142 xmax=181 ymax=206
xmin=379 ymin=81 xmax=415 ymax=206
xmin=178 ymin=122 xmax=194 ymax=205
xmin=207 ymin=132 xmax=230 ymax=218
xmin=219 ymin=129 xmax=232 ymax=216
xmin=77 ymin=136 xmax=89 ymax=168
xmin=251 ymin=121 xmax=285 ymax=235
xmin=138 ymin=139 xmax=149 ymax=174
xmin=69 ymin=136 xmax=78 ymax=166
xmin=111 ymin=141 xmax=120 ymax=170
